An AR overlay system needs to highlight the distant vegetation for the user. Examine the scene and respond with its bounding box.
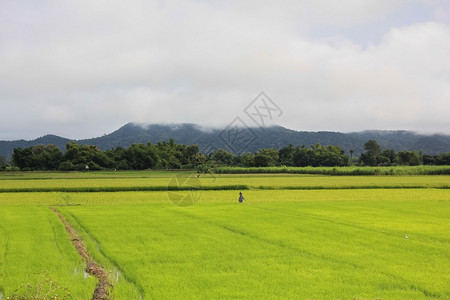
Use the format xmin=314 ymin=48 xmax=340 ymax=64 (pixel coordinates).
xmin=1 ymin=123 xmax=450 ymax=159
xmin=216 ymin=166 xmax=450 ymax=176
xmin=5 ymin=138 xmax=450 ymax=172
xmin=359 ymin=139 xmax=450 ymax=166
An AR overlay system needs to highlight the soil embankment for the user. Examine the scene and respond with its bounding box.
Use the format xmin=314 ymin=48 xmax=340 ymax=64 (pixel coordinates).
xmin=49 ymin=207 xmax=111 ymax=300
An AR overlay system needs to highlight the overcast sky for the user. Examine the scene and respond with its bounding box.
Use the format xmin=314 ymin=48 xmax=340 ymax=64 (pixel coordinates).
xmin=1 ymin=0 xmax=450 ymax=140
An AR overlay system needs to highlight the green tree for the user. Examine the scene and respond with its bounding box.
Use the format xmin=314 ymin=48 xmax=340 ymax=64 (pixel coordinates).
xmin=254 ymin=148 xmax=279 ymax=166
xmin=105 ymin=146 xmax=130 ymax=169
xmin=380 ymin=149 xmax=396 ymax=166
xmin=239 ymin=153 xmax=255 ymax=167
xmin=293 ymin=146 xmax=314 ymax=167
xmin=184 ymin=145 xmax=200 ymax=165
xmin=0 ymin=155 xmax=7 ymax=167
xmin=435 ymin=153 xmax=450 ymax=165
xmin=359 ymin=140 xmax=381 ymax=166
xmin=40 ymin=144 xmax=63 ymax=170
xmin=192 ymin=152 xmax=207 ymax=166
xmin=210 ymin=149 xmax=234 ymax=165
xmin=397 ymin=151 xmax=420 ymax=166
xmin=63 ymin=142 xmax=114 ymax=170
xmin=156 ymin=139 xmax=183 ymax=168
xmin=422 ymin=154 xmax=435 ymax=165
xmin=12 ymin=147 xmax=32 ymax=169
xmin=12 ymin=145 xmax=63 ymax=170
xmin=125 ymin=143 xmax=159 ymax=170
xmin=279 ymin=144 xmax=295 ymax=166
xmin=349 ymin=149 xmax=354 ymax=164
xmin=365 ymin=140 xmax=381 ymax=156
xmin=253 ymin=154 xmax=271 ymax=167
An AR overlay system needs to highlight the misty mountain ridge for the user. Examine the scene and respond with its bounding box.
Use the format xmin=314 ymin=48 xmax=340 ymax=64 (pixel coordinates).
xmin=0 ymin=122 xmax=449 ymax=158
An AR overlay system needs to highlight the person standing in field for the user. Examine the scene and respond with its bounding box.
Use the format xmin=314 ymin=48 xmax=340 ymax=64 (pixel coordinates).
xmin=238 ymin=191 xmax=245 ymax=203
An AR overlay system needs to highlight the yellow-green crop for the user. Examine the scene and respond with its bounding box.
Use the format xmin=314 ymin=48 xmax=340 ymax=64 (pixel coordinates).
xmin=0 ymin=170 xmax=449 ymax=299
xmin=0 ymin=206 xmax=97 ymax=298
xmin=0 ymin=172 xmax=449 ymax=192
xmin=56 ymin=188 xmax=450 ymax=299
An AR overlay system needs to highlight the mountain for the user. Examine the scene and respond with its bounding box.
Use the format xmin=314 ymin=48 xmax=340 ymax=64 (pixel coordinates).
xmin=0 ymin=135 xmax=73 ymax=159
xmin=1 ymin=123 xmax=449 ymax=159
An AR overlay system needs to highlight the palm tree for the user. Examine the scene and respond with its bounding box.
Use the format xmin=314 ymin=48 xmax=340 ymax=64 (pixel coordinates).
xmin=349 ymin=149 xmax=354 ymax=164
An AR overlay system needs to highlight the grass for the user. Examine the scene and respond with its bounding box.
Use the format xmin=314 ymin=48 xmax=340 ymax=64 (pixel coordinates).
xmin=0 ymin=170 xmax=449 ymax=299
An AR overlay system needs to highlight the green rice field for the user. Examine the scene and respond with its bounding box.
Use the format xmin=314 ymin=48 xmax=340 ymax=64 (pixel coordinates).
xmin=0 ymin=171 xmax=449 ymax=192
xmin=0 ymin=170 xmax=449 ymax=299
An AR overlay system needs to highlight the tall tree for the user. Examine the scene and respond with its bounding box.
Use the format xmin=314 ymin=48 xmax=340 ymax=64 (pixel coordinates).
xmin=349 ymin=149 xmax=354 ymax=162
xmin=364 ymin=140 xmax=381 ymax=157
xmin=359 ymin=140 xmax=381 ymax=166
xmin=0 ymin=155 xmax=7 ymax=166
xmin=397 ymin=151 xmax=420 ymax=166
xmin=279 ymin=144 xmax=295 ymax=166
xmin=254 ymin=148 xmax=279 ymax=166
xmin=293 ymin=146 xmax=314 ymax=167
xmin=210 ymin=149 xmax=234 ymax=165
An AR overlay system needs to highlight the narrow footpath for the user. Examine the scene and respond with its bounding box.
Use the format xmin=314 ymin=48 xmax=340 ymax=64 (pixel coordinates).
xmin=49 ymin=207 xmax=112 ymax=300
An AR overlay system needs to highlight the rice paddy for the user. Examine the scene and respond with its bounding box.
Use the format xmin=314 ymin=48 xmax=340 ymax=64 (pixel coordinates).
xmin=0 ymin=206 xmax=97 ymax=299
xmin=0 ymin=170 xmax=448 ymax=299
xmin=0 ymin=171 xmax=448 ymax=192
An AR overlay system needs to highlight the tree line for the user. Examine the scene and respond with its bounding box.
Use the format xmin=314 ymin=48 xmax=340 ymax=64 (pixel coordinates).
xmin=6 ymin=139 xmax=450 ymax=171
xmin=359 ymin=140 xmax=450 ymax=166
xmin=11 ymin=140 xmax=204 ymax=171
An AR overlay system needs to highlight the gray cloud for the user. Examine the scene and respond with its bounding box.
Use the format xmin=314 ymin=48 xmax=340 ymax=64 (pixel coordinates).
xmin=1 ymin=0 xmax=449 ymax=140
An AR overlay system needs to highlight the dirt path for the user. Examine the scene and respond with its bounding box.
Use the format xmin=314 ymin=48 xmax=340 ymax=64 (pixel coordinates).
xmin=49 ymin=207 xmax=112 ymax=300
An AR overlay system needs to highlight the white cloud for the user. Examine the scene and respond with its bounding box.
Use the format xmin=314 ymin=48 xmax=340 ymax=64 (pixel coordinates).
xmin=0 ymin=0 xmax=449 ymax=139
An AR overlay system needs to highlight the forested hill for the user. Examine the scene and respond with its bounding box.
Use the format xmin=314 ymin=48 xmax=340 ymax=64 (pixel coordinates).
xmin=1 ymin=123 xmax=449 ymax=158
